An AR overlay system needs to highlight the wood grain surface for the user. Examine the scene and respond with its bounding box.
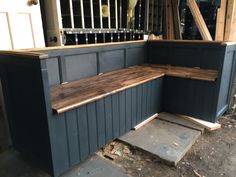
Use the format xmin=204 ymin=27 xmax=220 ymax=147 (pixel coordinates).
xmin=51 ymin=64 xmax=218 ymax=114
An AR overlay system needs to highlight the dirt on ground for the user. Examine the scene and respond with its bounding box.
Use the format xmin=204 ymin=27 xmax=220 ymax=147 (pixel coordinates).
xmin=97 ymin=114 xmax=236 ymax=177
xmin=0 ymin=113 xmax=236 ymax=177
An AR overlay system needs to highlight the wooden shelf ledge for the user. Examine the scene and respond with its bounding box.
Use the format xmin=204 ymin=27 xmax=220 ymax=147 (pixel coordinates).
xmin=144 ymin=64 xmax=218 ymax=82
xmin=51 ymin=64 xmax=218 ymax=114
xmin=51 ymin=66 xmax=164 ymax=114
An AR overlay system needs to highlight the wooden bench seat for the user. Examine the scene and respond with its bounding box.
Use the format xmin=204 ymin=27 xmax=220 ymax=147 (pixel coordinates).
xmin=51 ymin=65 xmax=164 ymax=114
xmin=51 ymin=64 xmax=218 ymax=114
xmin=144 ymin=64 xmax=218 ymax=81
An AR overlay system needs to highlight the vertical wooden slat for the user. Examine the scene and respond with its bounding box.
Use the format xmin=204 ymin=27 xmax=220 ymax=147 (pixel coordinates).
xmin=104 ymin=96 xmax=113 ymax=142
xmin=187 ymin=0 xmax=213 ymax=41
xmin=131 ymin=87 xmax=137 ymax=127
xmin=171 ymin=0 xmax=182 ymax=39
xmin=125 ymin=89 xmax=132 ymax=131
xmin=136 ymin=85 xmax=142 ymax=124
xmin=77 ymin=105 xmax=89 ymax=160
xmin=224 ymin=0 xmax=236 ymax=41
xmin=215 ymin=0 xmax=227 ymax=41
xmin=65 ymin=110 xmax=80 ymax=166
xmin=87 ymin=102 xmax=98 ymax=153
xmin=119 ymin=91 xmax=126 ymax=135
xmin=166 ymin=0 xmax=175 ymax=39
xmin=141 ymin=84 xmax=147 ymax=121
xmin=146 ymin=81 xmax=152 ymax=117
xmin=112 ymin=94 xmax=120 ymax=137
xmin=96 ymin=99 xmax=106 ymax=148
xmin=49 ymin=114 xmax=69 ymax=174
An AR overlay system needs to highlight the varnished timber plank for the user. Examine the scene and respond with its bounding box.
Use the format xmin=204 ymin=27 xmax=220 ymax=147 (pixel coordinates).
xmin=22 ymin=40 xmax=147 ymax=52
xmin=145 ymin=64 xmax=218 ymax=81
xmin=224 ymin=0 xmax=236 ymax=41
xmin=187 ymin=0 xmax=213 ymax=41
xmin=215 ymin=0 xmax=227 ymax=41
xmin=171 ymin=0 xmax=182 ymax=40
xmin=51 ymin=65 xmax=218 ymax=114
xmin=51 ymin=66 xmax=164 ymax=114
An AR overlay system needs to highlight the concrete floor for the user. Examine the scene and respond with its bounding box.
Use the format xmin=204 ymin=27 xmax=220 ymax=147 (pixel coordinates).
xmin=0 ymin=149 xmax=128 ymax=177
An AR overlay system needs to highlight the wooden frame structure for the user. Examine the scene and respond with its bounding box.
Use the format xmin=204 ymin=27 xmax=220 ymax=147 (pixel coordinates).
xmin=0 ymin=40 xmax=235 ymax=176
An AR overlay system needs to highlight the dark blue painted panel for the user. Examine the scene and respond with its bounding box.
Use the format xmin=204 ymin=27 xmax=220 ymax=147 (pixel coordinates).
xmin=87 ymin=102 xmax=98 ymax=153
xmin=104 ymin=96 xmax=113 ymax=142
xmin=136 ymin=85 xmax=142 ymax=124
xmin=65 ymin=53 xmax=97 ymax=82
xmin=112 ymin=94 xmax=120 ymax=138
xmin=99 ymin=50 xmax=125 ymax=73
xmin=125 ymin=89 xmax=132 ymax=131
xmin=77 ymin=105 xmax=90 ymax=159
xmin=126 ymin=47 xmax=146 ymax=67
xmin=131 ymin=87 xmax=137 ymax=127
xmin=46 ymin=58 xmax=60 ymax=86
xmin=96 ymin=99 xmax=106 ymax=148
xmin=119 ymin=91 xmax=126 ymax=135
xmin=65 ymin=110 xmax=80 ymax=166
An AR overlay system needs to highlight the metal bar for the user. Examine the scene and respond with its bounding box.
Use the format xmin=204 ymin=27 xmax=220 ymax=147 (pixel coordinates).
xmin=85 ymin=33 xmax=88 ymax=44
xmin=80 ymin=0 xmax=85 ymax=28
xmin=90 ymin=0 xmax=94 ymax=28
xmin=99 ymin=0 xmax=103 ymax=28
xmin=119 ymin=0 xmax=122 ymax=28
xmin=103 ymin=33 xmax=106 ymax=42
xmin=127 ymin=0 xmax=129 ymax=29
xmin=145 ymin=0 xmax=149 ymax=32
xmin=95 ymin=33 xmax=97 ymax=43
xmin=115 ymin=0 xmax=118 ymax=29
xmin=118 ymin=32 xmax=120 ymax=42
xmin=138 ymin=0 xmax=141 ymax=31
xmin=69 ymin=0 xmax=75 ymax=28
xmin=75 ymin=34 xmax=78 ymax=44
xmin=108 ymin=0 xmax=111 ymax=29
xmin=111 ymin=33 xmax=113 ymax=42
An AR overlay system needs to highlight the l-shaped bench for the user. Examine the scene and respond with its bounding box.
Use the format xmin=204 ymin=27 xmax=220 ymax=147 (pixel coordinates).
xmin=0 ymin=40 xmax=235 ymax=177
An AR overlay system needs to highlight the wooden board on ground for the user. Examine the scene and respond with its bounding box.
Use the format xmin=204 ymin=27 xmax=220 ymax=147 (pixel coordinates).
xmin=132 ymin=113 xmax=159 ymax=130
xmin=176 ymin=114 xmax=221 ymax=131
xmin=158 ymin=112 xmax=204 ymax=133
xmin=187 ymin=0 xmax=213 ymax=41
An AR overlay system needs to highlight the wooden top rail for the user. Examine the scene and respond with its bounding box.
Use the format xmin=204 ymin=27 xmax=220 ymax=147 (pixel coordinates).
xmin=51 ymin=64 xmax=218 ymax=114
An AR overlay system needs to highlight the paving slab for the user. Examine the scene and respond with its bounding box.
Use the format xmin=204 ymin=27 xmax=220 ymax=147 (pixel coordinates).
xmin=158 ymin=112 xmax=204 ymax=133
xmin=119 ymin=119 xmax=201 ymax=166
xmin=61 ymin=155 xmax=128 ymax=177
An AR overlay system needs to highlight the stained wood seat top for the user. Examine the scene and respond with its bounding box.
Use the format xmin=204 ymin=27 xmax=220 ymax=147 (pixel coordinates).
xmin=145 ymin=64 xmax=218 ymax=82
xmin=51 ymin=64 xmax=218 ymax=114
xmin=51 ymin=65 xmax=164 ymax=114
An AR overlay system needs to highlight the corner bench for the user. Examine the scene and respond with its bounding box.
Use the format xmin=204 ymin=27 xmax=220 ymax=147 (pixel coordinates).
xmin=0 ymin=40 xmax=235 ymax=177
xmin=51 ymin=64 xmax=218 ymax=114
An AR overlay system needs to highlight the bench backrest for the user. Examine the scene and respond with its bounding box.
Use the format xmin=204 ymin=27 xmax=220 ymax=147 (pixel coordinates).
xmin=38 ymin=41 xmax=147 ymax=86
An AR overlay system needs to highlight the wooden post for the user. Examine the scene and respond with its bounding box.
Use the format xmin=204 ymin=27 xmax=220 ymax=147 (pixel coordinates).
xmin=224 ymin=0 xmax=236 ymax=41
xmin=187 ymin=0 xmax=213 ymax=41
xmin=171 ymin=0 xmax=182 ymax=39
xmin=215 ymin=0 xmax=227 ymax=41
